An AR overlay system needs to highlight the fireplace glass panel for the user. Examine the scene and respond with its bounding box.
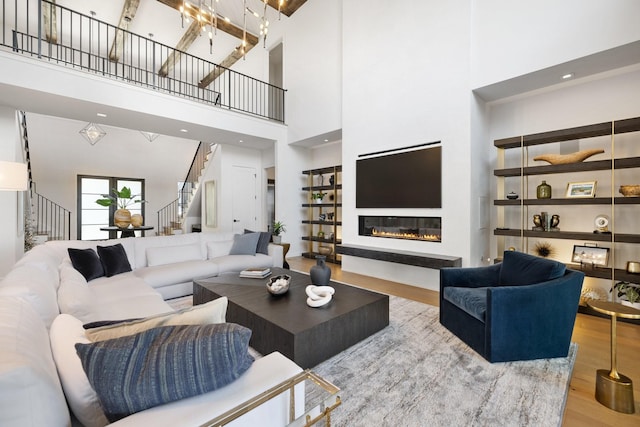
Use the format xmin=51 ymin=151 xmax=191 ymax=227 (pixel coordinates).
xmin=359 ymin=216 xmax=441 ymax=242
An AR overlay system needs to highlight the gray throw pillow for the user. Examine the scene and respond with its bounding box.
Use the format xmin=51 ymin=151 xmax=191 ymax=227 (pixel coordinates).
xmin=229 ymin=232 xmax=260 ymax=255
xmin=244 ymin=229 xmax=271 ymax=255
xmin=75 ymin=323 xmax=254 ymax=422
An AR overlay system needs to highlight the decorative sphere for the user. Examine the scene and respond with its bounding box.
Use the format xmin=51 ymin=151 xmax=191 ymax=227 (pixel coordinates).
xmin=130 ymin=214 xmax=143 ymax=227
xmin=114 ymin=209 xmax=131 ymax=228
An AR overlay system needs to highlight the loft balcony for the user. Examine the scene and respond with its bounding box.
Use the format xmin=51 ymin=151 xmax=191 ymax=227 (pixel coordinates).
xmin=0 ymin=0 xmax=285 ymax=123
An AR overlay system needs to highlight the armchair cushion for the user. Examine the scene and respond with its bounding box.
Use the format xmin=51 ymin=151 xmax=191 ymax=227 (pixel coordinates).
xmin=498 ymin=250 xmax=565 ymax=286
xmin=442 ymin=286 xmax=488 ymax=321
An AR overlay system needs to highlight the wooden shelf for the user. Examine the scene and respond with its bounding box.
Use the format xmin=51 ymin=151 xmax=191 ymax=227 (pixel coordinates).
xmin=302 ymin=165 xmax=342 ymax=175
xmin=494 ymin=197 xmax=640 ymax=206
xmin=302 ymin=203 xmax=342 ymax=208
xmin=301 ymin=165 xmax=342 ymax=264
xmin=302 ymin=184 xmax=342 ymax=191
xmin=494 ymin=156 xmax=640 ymax=177
xmin=302 ymin=220 xmax=342 ymax=226
xmin=493 ymin=228 xmax=640 ymax=244
xmin=493 ymin=117 xmax=640 ymax=149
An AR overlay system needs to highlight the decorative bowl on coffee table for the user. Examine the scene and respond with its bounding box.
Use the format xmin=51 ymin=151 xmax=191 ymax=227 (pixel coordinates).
xmin=267 ymin=274 xmax=291 ymax=295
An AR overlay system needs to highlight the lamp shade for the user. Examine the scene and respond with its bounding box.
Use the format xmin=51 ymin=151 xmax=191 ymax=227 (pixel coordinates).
xmin=0 ymin=161 xmax=28 ymax=191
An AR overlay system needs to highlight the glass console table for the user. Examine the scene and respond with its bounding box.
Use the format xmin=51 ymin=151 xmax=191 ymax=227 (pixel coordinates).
xmin=201 ymin=370 xmax=341 ymax=427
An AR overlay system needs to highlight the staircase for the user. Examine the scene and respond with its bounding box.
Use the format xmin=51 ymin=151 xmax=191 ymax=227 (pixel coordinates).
xmin=19 ymin=112 xmax=71 ymax=248
xmin=157 ymin=142 xmax=215 ymax=235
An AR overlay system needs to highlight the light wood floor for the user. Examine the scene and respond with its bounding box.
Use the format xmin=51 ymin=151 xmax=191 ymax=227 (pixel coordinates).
xmin=287 ymin=257 xmax=640 ymax=426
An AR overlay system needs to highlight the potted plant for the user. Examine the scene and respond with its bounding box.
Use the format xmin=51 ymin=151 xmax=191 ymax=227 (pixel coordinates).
xmin=271 ymin=220 xmax=286 ymax=244
xmin=96 ymin=186 xmax=146 ymax=228
xmin=311 ymin=192 xmax=326 ymax=203
xmin=611 ymin=281 xmax=640 ymax=309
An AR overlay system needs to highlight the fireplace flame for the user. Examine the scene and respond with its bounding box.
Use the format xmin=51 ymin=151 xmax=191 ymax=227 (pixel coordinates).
xmin=371 ymin=228 xmax=441 ymax=242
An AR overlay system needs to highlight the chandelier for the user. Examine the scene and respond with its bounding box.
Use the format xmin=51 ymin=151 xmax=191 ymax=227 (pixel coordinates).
xmin=179 ymin=0 xmax=285 ymax=56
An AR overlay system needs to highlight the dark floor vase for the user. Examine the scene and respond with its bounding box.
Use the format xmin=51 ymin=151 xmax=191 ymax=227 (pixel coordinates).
xmin=310 ymin=256 xmax=331 ymax=286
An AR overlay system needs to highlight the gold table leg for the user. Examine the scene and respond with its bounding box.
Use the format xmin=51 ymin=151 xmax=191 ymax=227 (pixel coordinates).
xmin=595 ymin=313 xmax=635 ymax=413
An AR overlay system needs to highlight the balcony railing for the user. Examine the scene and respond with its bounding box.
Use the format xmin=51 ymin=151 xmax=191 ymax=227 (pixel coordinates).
xmin=1 ymin=0 xmax=285 ymax=122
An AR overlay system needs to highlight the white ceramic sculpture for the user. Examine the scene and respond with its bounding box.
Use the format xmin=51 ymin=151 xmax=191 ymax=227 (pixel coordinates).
xmin=305 ymin=285 xmax=335 ymax=308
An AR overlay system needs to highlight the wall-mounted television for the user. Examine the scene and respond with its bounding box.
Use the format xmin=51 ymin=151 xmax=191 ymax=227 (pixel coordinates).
xmin=356 ymin=145 xmax=441 ymax=209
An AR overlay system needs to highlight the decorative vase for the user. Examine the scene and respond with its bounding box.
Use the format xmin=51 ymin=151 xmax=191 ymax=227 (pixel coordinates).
xmin=329 ymin=175 xmax=335 ymax=186
xmin=114 ymin=209 xmax=131 ymax=228
xmin=310 ymin=256 xmax=331 ymax=286
xmin=536 ymin=181 xmax=552 ymax=199
xmin=130 ymin=214 xmax=143 ymax=227
xmin=272 ymin=235 xmax=282 ymax=244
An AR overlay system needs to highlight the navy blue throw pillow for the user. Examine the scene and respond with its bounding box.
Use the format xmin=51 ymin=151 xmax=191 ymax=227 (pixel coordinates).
xmin=97 ymin=243 xmax=132 ymax=277
xmin=67 ymin=248 xmax=104 ymax=281
xmin=75 ymin=324 xmax=254 ymax=422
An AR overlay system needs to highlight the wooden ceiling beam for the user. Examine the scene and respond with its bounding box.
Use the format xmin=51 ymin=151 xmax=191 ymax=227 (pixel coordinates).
xmin=157 ymin=0 xmax=258 ymax=45
xmin=158 ymin=20 xmax=202 ymax=77
xmin=109 ymin=0 xmax=141 ymax=62
xmin=265 ymin=0 xmax=307 ymax=17
xmin=198 ymin=42 xmax=256 ymax=88
xmin=42 ymin=0 xmax=57 ymax=44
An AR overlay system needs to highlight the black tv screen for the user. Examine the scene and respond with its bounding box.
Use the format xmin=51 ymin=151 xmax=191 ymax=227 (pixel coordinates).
xmin=356 ymin=145 xmax=441 ymax=208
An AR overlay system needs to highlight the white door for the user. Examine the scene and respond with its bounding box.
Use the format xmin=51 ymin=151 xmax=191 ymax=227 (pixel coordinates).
xmin=231 ymin=166 xmax=257 ymax=233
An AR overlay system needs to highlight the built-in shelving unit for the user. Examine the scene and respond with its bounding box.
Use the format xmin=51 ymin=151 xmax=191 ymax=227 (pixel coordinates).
xmin=301 ymin=165 xmax=342 ymax=264
xmin=493 ymin=116 xmax=640 ymax=320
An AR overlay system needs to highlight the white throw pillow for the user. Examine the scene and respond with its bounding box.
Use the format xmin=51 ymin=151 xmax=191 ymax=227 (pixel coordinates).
xmin=207 ymin=240 xmax=234 ymax=259
xmin=146 ymin=243 xmax=204 ymax=267
xmin=49 ymin=314 xmax=109 ymax=427
xmin=86 ymin=296 xmax=228 ymax=342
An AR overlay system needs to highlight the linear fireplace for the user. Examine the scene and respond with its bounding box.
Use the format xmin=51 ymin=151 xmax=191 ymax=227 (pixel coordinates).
xmin=359 ymin=216 xmax=441 ymax=242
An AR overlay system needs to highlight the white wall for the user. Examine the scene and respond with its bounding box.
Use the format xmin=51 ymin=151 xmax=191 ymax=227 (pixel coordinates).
xmin=282 ymin=0 xmax=342 ymax=143
xmin=488 ymin=66 xmax=640 ymax=296
xmin=340 ymin=0 xmax=474 ymax=290
xmin=27 ymin=114 xmax=199 ymax=239
xmin=0 ymin=107 xmax=24 ymax=277
xmin=471 ymin=0 xmax=640 ymax=88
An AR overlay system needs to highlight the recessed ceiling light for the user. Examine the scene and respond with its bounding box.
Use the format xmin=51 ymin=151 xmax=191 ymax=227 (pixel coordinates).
xmin=562 ymin=73 xmax=574 ymax=80
xmin=180 ymin=129 xmax=188 ymax=133
xmin=96 ymin=113 xmax=107 ymax=118
xmin=239 ymin=140 xmax=244 ymax=143
xmin=324 ymin=139 xmax=329 ymax=142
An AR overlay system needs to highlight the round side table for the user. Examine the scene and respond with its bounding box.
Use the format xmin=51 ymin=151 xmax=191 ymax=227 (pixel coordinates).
xmin=587 ymin=300 xmax=640 ymax=414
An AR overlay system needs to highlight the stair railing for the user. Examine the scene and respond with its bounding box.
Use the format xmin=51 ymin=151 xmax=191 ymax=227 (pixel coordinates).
xmin=157 ymin=142 xmax=213 ymax=234
xmin=19 ymin=111 xmax=71 ymax=242
xmin=30 ymin=185 xmax=71 ymax=241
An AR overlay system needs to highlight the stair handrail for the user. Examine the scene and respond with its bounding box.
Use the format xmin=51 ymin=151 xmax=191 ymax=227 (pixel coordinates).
xmin=18 ymin=111 xmax=71 ymax=243
xmin=157 ymin=142 xmax=213 ymax=235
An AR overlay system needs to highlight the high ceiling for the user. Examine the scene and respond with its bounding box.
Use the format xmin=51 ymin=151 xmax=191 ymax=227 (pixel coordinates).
xmin=57 ymin=0 xmax=307 ymax=77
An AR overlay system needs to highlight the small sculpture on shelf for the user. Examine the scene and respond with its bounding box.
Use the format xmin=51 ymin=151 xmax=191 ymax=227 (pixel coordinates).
xmin=327 ymin=212 xmax=335 ymax=220
xmin=532 ymin=214 xmax=544 ymax=231
xmin=506 ymin=191 xmax=518 ymax=200
xmin=318 ymin=213 xmax=326 ymax=221
xmin=532 ymin=212 xmax=559 ymax=231
xmin=329 ymin=175 xmax=335 ymax=186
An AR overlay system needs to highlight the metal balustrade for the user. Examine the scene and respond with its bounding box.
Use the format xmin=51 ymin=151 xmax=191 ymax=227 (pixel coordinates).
xmin=1 ymin=0 xmax=285 ymax=122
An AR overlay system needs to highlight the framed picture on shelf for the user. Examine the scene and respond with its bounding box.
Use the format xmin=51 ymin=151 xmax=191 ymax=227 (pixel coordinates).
xmin=566 ymin=181 xmax=597 ymax=198
xmin=571 ymin=245 xmax=609 ymax=267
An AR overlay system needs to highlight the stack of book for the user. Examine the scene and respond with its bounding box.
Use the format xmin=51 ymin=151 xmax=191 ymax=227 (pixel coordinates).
xmin=239 ymin=267 xmax=272 ymax=278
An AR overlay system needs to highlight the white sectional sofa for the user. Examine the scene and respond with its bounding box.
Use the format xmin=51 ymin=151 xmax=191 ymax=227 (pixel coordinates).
xmin=0 ymin=232 xmax=303 ymax=426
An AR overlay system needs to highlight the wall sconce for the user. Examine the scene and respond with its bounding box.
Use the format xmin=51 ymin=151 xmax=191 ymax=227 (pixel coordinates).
xmin=0 ymin=161 xmax=28 ymax=191
xmin=79 ymin=123 xmax=107 ymax=145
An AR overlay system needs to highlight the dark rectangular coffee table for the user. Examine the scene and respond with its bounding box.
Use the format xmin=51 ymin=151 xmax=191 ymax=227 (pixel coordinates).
xmin=193 ymin=268 xmax=389 ymax=368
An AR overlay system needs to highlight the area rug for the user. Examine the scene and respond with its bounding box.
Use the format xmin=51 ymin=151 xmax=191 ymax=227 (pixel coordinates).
xmin=167 ymin=295 xmax=576 ymax=426
xmin=309 ymin=296 xmax=576 ymax=427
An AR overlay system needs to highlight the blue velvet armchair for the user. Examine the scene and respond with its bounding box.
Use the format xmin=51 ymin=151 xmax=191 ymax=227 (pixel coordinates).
xmin=439 ymin=251 xmax=584 ymax=363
